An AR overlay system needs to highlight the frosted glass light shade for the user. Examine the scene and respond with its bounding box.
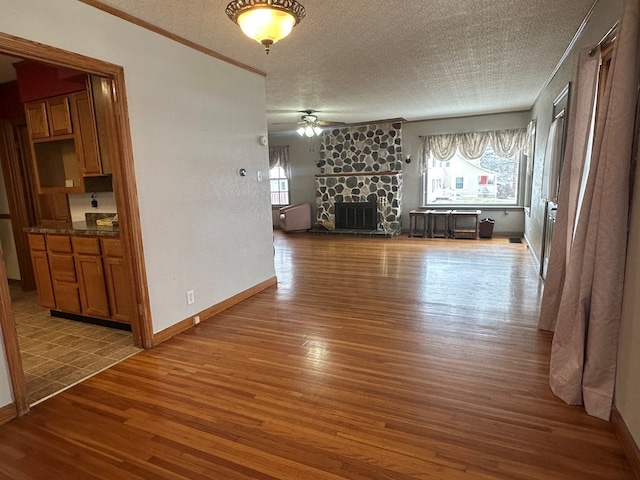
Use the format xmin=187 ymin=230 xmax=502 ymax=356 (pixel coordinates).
xmin=237 ymin=8 xmax=296 ymax=46
xmin=226 ymin=1 xmax=306 ymax=54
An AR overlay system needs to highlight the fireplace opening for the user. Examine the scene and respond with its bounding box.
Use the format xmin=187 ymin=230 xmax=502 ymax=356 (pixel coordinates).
xmin=334 ymin=201 xmax=377 ymax=230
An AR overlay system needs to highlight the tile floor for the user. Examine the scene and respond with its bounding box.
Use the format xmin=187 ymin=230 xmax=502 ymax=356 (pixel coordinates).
xmin=10 ymin=285 xmax=141 ymax=405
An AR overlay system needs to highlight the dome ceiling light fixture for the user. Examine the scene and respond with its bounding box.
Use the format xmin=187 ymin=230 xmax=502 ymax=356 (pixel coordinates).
xmin=225 ymin=0 xmax=306 ymax=55
xmin=296 ymin=113 xmax=323 ymax=137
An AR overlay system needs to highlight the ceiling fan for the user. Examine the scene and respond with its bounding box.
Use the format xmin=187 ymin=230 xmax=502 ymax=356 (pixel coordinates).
xmin=274 ymin=110 xmax=345 ymax=137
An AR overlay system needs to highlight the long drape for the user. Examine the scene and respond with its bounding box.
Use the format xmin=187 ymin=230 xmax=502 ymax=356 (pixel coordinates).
xmin=538 ymin=0 xmax=640 ymax=421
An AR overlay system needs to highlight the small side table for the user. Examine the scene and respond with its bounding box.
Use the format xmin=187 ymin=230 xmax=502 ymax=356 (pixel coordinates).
xmin=450 ymin=209 xmax=481 ymax=239
xmin=430 ymin=210 xmax=452 ymax=238
xmin=409 ymin=209 xmax=430 ymax=237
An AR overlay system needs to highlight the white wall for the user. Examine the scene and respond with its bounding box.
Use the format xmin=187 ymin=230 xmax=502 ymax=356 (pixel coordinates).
xmin=0 ymin=328 xmax=12 ymax=407
xmin=68 ymin=192 xmax=118 ymax=223
xmin=0 ymin=0 xmax=276 ymax=407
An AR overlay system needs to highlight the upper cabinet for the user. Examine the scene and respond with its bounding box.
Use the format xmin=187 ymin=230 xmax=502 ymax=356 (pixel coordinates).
xmin=25 ymin=96 xmax=74 ymax=140
xmin=24 ymin=84 xmax=114 ymax=194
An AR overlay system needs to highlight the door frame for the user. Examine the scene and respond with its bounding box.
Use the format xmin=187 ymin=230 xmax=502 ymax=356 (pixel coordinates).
xmin=0 ymin=32 xmax=153 ymax=417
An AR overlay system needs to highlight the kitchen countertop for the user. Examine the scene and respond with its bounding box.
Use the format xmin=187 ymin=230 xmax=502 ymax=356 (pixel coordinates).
xmin=24 ymin=221 xmax=120 ymax=237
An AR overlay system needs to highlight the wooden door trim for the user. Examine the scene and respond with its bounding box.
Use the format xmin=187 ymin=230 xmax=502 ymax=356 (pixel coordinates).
xmin=0 ymin=32 xmax=153 ymax=420
xmin=0 ymin=243 xmax=28 ymax=415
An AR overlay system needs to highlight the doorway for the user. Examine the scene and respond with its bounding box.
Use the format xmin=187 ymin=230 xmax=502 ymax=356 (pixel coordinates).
xmin=0 ymin=35 xmax=152 ymax=417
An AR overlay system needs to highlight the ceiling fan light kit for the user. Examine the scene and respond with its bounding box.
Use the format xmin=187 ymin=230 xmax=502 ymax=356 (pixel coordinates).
xmin=226 ymin=0 xmax=306 ymax=54
xmin=296 ymin=113 xmax=323 ymax=137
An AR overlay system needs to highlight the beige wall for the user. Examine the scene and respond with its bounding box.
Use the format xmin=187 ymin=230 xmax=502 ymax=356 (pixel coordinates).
xmin=616 ymin=142 xmax=640 ymax=446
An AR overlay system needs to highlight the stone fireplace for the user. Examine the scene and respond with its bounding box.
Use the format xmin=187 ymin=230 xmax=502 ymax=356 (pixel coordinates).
xmin=316 ymin=122 xmax=403 ymax=234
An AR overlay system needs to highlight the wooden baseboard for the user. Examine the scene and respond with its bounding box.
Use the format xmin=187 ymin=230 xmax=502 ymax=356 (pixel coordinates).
xmin=0 ymin=403 xmax=17 ymax=426
xmin=152 ymin=276 xmax=278 ymax=346
xmin=612 ymin=407 xmax=640 ymax=479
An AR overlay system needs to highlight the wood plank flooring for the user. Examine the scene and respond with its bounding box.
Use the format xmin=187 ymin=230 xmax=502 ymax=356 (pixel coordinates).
xmin=0 ymin=232 xmax=633 ymax=479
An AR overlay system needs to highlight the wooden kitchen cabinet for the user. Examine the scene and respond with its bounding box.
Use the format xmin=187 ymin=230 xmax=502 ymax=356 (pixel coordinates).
xmin=73 ymin=237 xmax=110 ymax=318
xmin=72 ymin=91 xmax=102 ymax=175
xmin=25 ymin=96 xmax=73 ymax=140
xmin=27 ymin=234 xmax=56 ymax=309
xmin=24 ymin=102 xmax=49 ymax=139
xmin=25 ymin=90 xmax=113 ymax=194
xmin=47 ymin=235 xmax=81 ymax=314
xmin=27 ymin=233 xmax=129 ymax=324
xmin=46 ymin=97 xmax=73 ymax=137
xmin=101 ymin=238 xmax=131 ymax=323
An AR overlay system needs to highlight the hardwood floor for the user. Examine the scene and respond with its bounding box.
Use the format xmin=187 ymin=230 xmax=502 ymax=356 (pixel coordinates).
xmin=0 ymin=232 xmax=633 ymax=479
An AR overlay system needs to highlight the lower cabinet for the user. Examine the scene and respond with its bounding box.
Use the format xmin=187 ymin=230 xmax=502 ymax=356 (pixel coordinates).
xmin=29 ymin=249 xmax=56 ymax=309
xmin=28 ymin=233 xmax=130 ymax=324
xmin=102 ymin=237 xmax=131 ymax=323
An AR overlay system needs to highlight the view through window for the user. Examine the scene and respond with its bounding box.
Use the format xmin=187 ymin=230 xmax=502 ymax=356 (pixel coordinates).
xmin=269 ymin=166 xmax=289 ymax=205
xmin=424 ymin=144 xmax=521 ymax=205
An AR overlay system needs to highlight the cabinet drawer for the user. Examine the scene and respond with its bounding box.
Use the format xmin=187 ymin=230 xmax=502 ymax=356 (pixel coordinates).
xmin=47 ymin=235 xmax=72 ymax=253
xmin=101 ymin=238 xmax=123 ymax=257
xmin=49 ymin=253 xmax=77 ymax=282
xmin=72 ymin=236 xmax=101 ymax=255
xmin=28 ymin=234 xmax=47 ymax=251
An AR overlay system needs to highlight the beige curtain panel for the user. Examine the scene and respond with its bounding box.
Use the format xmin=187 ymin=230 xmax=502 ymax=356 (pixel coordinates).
xmin=538 ymin=0 xmax=640 ymax=421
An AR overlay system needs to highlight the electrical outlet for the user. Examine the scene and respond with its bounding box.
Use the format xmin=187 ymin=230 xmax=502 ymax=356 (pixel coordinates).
xmin=257 ymin=170 xmax=263 ymax=181
xmin=193 ymin=315 xmax=200 ymax=325
xmin=186 ymin=290 xmax=195 ymax=305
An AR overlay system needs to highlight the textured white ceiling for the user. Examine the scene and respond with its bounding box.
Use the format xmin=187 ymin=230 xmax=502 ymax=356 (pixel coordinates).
xmin=17 ymin=1 xmax=601 ymax=130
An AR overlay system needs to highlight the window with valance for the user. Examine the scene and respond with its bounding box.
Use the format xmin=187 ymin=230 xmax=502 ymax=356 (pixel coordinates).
xmin=269 ymin=145 xmax=290 ymax=205
xmin=419 ymin=128 xmax=526 ymax=206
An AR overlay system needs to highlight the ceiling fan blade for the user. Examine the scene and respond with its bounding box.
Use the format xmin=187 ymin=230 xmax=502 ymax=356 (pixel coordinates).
xmin=318 ymin=120 xmax=346 ymax=126
xmin=272 ymin=121 xmax=304 ymax=125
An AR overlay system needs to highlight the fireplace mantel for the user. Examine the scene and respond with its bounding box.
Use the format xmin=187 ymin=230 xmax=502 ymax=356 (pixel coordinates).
xmin=315 ymin=171 xmax=401 ymax=178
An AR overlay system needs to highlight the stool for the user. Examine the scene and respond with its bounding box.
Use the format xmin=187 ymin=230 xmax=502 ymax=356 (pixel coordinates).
xmin=429 ymin=210 xmax=452 ymax=238
xmin=450 ymin=209 xmax=481 ymax=239
xmin=409 ymin=209 xmax=430 ymax=237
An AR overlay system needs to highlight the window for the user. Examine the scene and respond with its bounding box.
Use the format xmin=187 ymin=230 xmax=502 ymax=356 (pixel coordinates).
xmin=269 ymin=166 xmax=289 ymax=205
xmin=423 ymin=144 xmax=521 ymax=206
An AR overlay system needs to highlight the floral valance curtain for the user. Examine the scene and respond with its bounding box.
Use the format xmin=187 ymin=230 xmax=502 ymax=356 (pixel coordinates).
xmin=418 ymin=128 xmax=526 ymax=174
xmin=269 ymin=145 xmax=290 ymax=178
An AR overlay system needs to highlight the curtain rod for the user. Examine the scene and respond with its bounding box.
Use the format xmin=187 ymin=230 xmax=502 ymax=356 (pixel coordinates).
xmin=589 ymin=21 xmax=619 ymax=56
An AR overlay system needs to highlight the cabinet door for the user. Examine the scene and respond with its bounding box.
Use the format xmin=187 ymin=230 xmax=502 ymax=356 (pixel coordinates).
xmin=53 ymin=282 xmax=82 ymax=314
xmin=103 ymin=255 xmax=131 ymax=323
xmin=46 ymin=97 xmax=73 ymax=136
xmin=30 ymin=250 xmax=56 ymax=309
xmin=76 ymin=254 xmax=110 ymax=318
xmin=72 ymin=91 xmax=101 ymax=175
xmin=48 ymin=248 xmax=82 ymax=314
xmin=25 ymin=102 xmax=49 ymax=139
